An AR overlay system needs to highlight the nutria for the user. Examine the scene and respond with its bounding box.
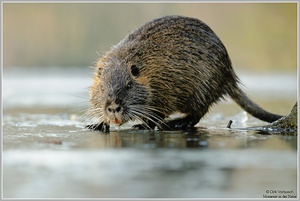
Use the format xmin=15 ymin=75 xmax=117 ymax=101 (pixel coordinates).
xmin=86 ymin=15 xmax=282 ymax=133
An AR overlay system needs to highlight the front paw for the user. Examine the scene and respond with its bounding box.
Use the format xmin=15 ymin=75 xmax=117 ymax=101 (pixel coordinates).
xmin=86 ymin=122 xmax=110 ymax=133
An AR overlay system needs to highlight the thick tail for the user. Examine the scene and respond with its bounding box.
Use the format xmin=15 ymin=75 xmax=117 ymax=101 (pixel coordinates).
xmin=229 ymin=87 xmax=283 ymax=123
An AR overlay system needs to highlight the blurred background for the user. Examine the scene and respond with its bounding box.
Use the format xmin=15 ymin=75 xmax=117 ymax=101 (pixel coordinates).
xmin=2 ymin=4 xmax=298 ymax=198
xmin=3 ymin=3 xmax=297 ymax=72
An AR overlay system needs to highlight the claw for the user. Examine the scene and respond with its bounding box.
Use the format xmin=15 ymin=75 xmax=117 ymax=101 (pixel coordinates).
xmin=86 ymin=122 xmax=110 ymax=133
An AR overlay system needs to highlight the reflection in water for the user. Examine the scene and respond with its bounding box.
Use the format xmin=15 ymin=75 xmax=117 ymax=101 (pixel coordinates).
xmin=80 ymin=127 xmax=297 ymax=151
xmin=91 ymin=129 xmax=211 ymax=149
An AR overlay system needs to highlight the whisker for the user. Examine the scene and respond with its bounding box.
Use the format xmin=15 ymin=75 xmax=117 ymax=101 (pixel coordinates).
xmin=80 ymin=106 xmax=105 ymax=126
xmin=127 ymin=112 xmax=152 ymax=130
xmin=128 ymin=105 xmax=169 ymax=129
xmin=129 ymin=107 xmax=166 ymax=129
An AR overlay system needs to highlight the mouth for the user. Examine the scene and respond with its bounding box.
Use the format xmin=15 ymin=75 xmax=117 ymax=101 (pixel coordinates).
xmin=109 ymin=117 xmax=124 ymax=126
xmin=113 ymin=118 xmax=121 ymax=125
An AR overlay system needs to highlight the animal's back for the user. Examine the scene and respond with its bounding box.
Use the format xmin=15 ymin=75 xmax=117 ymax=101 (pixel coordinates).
xmin=114 ymin=15 xmax=238 ymax=119
xmin=88 ymin=15 xmax=282 ymax=132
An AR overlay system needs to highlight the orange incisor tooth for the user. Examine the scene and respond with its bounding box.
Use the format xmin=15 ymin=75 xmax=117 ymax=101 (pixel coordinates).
xmin=114 ymin=118 xmax=120 ymax=124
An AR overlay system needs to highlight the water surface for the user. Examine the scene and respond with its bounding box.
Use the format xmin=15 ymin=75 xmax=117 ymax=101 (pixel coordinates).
xmin=2 ymin=67 xmax=298 ymax=198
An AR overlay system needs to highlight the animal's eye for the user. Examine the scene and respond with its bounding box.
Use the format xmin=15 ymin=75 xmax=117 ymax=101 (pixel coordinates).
xmin=130 ymin=65 xmax=140 ymax=77
xmin=126 ymin=81 xmax=133 ymax=90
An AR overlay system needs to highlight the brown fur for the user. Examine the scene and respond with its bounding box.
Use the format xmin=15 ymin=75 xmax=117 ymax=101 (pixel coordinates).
xmin=87 ymin=15 xmax=282 ymax=132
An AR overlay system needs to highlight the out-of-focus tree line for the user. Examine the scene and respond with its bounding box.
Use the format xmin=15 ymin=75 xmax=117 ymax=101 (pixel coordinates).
xmin=3 ymin=3 xmax=297 ymax=72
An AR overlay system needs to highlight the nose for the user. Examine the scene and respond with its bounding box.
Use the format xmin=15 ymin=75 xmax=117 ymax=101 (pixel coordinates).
xmin=107 ymin=103 xmax=122 ymax=114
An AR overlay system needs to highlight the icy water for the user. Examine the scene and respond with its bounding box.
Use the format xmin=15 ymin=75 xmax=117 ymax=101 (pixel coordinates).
xmin=2 ymin=67 xmax=298 ymax=199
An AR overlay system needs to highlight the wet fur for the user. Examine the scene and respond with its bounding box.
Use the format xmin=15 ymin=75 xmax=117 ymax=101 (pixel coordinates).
xmin=87 ymin=15 xmax=282 ymax=132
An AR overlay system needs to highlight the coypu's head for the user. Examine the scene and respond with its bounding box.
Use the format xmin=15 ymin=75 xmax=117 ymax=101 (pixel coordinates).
xmin=89 ymin=54 xmax=155 ymax=127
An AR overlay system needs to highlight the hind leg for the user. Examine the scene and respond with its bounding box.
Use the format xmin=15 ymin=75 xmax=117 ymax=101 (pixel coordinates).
xmin=160 ymin=115 xmax=200 ymax=131
xmin=163 ymin=103 xmax=210 ymax=131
